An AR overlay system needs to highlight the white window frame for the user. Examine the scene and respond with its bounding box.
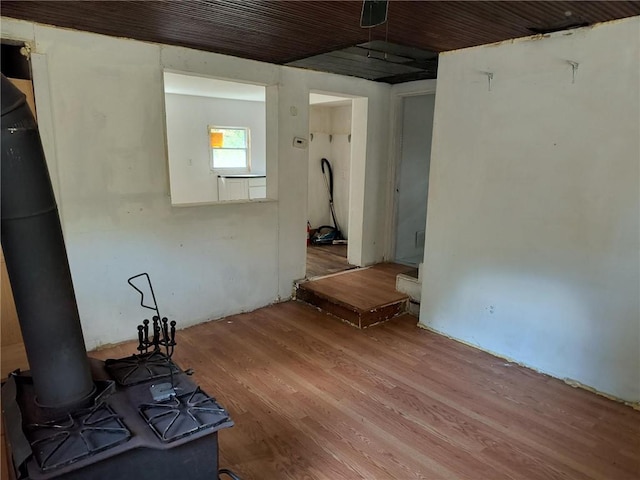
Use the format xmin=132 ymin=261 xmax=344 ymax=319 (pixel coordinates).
xmin=209 ymin=125 xmax=251 ymax=173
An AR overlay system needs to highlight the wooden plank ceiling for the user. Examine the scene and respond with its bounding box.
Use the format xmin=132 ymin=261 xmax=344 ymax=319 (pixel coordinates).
xmin=2 ymin=1 xmax=639 ymax=83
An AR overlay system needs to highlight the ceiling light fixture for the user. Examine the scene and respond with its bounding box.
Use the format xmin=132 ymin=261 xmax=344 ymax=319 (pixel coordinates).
xmin=360 ymin=0 xmax=388 ymax=28
xmin=361 ymin=0 xmax=390 ymax=59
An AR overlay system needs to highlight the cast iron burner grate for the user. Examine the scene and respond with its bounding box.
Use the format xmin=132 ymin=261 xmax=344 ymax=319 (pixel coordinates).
xmin=27 ymin=403 xmax=130 ymax=471
xmin=139 ymin=387 xmax=231 ymax=443
xmin=105 ymin=351 xmax=180 ymax=386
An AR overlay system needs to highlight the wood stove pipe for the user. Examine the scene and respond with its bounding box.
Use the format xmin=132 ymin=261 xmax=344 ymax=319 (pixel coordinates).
xmin=1 ymin=74 xmax=95 ymax=410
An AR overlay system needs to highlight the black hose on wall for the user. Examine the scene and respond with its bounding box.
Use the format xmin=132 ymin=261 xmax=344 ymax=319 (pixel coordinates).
xmin=1 ymin=73 xmax=94 ymax=409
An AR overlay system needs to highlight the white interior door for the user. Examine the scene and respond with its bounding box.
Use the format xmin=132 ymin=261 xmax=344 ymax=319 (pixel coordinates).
xmin=394 ymin=94 xmax=435 ymax=266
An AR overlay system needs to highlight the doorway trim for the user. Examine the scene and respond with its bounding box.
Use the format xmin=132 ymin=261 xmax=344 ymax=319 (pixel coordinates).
xmin=307 ymin=90 xmax=368 ymax=276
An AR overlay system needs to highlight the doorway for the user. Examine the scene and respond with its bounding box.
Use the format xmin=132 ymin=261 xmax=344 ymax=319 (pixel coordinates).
xmin=393 ymin=93 xmax=436 ymax=266
xmin=306 ymin=92 xmax=364 ymax=278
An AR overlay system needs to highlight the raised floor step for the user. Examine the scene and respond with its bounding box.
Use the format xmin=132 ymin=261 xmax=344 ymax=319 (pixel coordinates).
xmin=296 ymin=263 xmax=412 ymax=328
xmin=396 ymin=262 xmax=422 ymax=303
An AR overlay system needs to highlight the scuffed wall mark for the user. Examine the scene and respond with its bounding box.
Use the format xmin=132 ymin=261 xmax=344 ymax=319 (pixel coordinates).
xmin=521 ymin=34 xmax=552 ymax=43
xmin=564 ymin=378 xmax=640 ymax=411
xmin=442 ymin=17 xmax=632 ymax=57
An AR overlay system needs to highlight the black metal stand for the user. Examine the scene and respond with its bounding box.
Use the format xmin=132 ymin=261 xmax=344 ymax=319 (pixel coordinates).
xmin=128 ymin=273 xmax=241 ymax=480
xmin=128 ymin=273 xmax=178 ymax=394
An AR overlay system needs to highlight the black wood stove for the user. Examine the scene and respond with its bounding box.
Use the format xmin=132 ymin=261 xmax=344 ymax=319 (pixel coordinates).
xmin=3 ymin=353 xmax=234 ymax=480
xmin=0 ymin=74 xmax=239 ymax=480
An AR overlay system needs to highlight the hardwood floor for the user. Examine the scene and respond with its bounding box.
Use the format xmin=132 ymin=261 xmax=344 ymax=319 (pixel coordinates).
xmin=297 ymin=263 xmax=413 ymax=328
xmin=88 ymin=301 xmax=639 ymax=480
xmin=300 ymin=263 xmax=412 ymax=312
xmin=306 ymin=244 xmax=353 ymax=278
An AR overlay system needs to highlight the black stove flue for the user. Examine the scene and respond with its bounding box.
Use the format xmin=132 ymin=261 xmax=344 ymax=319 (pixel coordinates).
xmin=1 ymin=74 xmax=93 ymax=411
xmin=1 ymin=74 xmax=237 ymax=479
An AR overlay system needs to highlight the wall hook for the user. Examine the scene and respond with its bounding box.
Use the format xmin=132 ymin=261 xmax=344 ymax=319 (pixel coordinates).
xmin=567 ymin=60 xmax=579 ymax=84
xmin=348 ymin=134 xmax=351 ymax=143
xmin=329 ymin=134 xmax=333 ymax=143
xmin=310 ymin=133 xmax=314 ymax=142
xmin=483 ymin=72 xmax=494 ymax=91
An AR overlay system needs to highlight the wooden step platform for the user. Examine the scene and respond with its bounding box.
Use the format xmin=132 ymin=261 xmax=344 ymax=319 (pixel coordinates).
xmin=296 ymin=263 xmax=413 ymax=328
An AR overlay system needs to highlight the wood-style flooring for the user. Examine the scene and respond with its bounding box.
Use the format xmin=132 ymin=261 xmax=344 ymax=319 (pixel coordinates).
xmin=297 ymin=263 xmax=413 ymax=328
xmin=88 ymin=301 xmax=639 ymax=480
xmin=306 ymin=244 xmax=353 ymax=279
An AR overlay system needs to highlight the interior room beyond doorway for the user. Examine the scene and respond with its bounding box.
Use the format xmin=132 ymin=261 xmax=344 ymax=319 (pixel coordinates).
xmin=306 ymin=92 xmax=359 ymax=278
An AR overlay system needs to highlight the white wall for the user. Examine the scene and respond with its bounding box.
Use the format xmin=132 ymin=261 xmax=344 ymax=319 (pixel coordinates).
xmin=1 ymin=18 xmax=391 ymax=349
xmin=308 ymin=106 xmax=332 ymax=228
xmin=308 ymin=104 xmax=351 ymax=238
xmin=420 ymin=17 xmax=640 ymax=402
xmin=165 ymin=94 xmax=266 ymax=205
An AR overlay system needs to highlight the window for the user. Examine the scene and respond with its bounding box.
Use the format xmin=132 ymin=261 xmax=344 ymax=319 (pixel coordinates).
xmin=209 ymin=126 xmax=250 ymax=171
xmin=163 ymin=71 xmax=272 ymax=205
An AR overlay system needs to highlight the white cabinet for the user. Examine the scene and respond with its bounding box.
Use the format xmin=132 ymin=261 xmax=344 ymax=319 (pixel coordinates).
xmin=248 ymin=177 xmax=266 ymax=199
xmin=217 ymin=177 xmax=248 ymax=201
xmin=218 ymin=176 xmax=266 ymax=201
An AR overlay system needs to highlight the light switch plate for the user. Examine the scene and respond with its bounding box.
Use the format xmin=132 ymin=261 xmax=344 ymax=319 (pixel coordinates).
xmin=293 ymin=137 xmax=308 ymax=149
